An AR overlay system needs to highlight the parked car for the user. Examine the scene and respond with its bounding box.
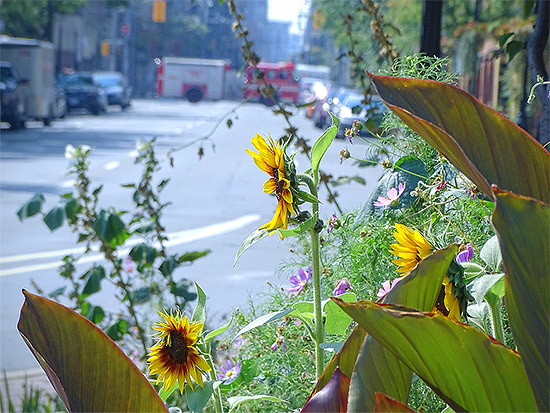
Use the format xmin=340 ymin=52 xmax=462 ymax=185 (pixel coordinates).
xmin=299 ymin=77 xmax=329 ymax=118
xmin=312 ymin=86 xmax=355 ymax=130
xmin=92 ymin=71 xmax=131 ymax=109
xmin=58 ymin=72 xmax=107 ymax=115
xmin=0 ymin=61 xmax=27 ymax=129
xmin=334 ymin=93 xmax=388 ymax=138
xmin=53 ymin=84 xmax=67 ymax=119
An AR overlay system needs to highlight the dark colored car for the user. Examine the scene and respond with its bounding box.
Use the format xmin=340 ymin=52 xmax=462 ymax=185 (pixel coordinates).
xmin=312 ymin=87 xmax=355 ymax=130
xmin=0 ymin=61 xmax=27 ymax=129
xmin=92 ymin=71 xmax=131 ymax=109
xmin=334 ymin=93 xmax=388 ymax=138
xmin=58 ymin=72 xmax=107 ymax=115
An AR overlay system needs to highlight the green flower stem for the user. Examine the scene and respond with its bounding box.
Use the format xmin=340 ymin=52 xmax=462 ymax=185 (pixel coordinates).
xmin=488 ymin=299 xmax=505 ymax=344
xmin=205 ymin=353 xmax=224 ymax=413
xmin=310 ymin=226 xmax=324 ymax=378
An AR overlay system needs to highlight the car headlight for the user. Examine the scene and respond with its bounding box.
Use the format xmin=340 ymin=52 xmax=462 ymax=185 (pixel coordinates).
xmin=322 ymin=102 xmax=329 ymax=111
xmin=339 ymin=106 xmax=352 ymax=119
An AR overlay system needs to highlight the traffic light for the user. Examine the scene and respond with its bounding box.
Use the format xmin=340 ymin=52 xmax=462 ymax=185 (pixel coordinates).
xmin=152 ymin=0 xmax=166 ymax=23
xmin=101 ymin=41 xmax=110 ymax=56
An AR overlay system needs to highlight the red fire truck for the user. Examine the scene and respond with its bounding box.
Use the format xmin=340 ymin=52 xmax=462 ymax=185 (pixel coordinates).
xmin=243 ymin=61 xmax=300 ymax=106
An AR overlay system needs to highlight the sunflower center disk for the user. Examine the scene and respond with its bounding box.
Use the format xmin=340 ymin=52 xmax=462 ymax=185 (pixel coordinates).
xmin=167 ymin=330 xmax=189 ymax=364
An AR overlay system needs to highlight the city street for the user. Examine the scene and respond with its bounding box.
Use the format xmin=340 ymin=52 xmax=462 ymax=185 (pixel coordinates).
xmin=0 ymin=99 xmax=383 ymax=377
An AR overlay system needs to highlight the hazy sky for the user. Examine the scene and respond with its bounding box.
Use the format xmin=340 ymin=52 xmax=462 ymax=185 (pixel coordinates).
xmin=268 ymin=0 xmax=309 ymax=33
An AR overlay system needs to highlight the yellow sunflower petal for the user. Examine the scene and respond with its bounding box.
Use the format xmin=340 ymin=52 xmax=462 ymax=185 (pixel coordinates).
xmin=444 ymin=281 xmax=461 ymax=322
xmin=246 ymin=148 xmax=273 ymax=174
xmin=263 ymin=179 xmax=277 ymax=194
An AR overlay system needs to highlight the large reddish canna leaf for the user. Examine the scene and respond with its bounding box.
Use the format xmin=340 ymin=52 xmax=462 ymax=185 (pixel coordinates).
xmin=491 ymin=188 xmax=550 ymax=412
xmin=307 ymin=245 xmax=457 ymax=411
xmin=335 ymin=301 xmax=538 ymax=412
xmin=302 ymin=367 xmax=350 ymax=412
xmin=17 ymin=290 xmax=167 ymax=413
xmin=347 ymin=245 xmax=457 ymax=412
xmin=374 ymin=393 xmax=415 ymax=413
xmin=369 ymin=74 xmax=550 ymax=203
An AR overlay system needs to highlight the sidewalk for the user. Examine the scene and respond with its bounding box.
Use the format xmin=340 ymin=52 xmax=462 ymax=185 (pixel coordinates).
xmin=1 ymin=368 xmax=57 ymax=412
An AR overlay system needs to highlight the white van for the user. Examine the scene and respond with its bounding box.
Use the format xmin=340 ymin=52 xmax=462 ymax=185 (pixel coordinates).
xmin=0 ymin=35 xmax=56 ymax=125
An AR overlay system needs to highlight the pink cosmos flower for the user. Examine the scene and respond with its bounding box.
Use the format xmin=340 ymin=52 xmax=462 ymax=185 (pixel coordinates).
xmin=377 ymin=278 xmax=402 ymax=299
xmin=333 ymin=278 xmax=352 ymax=296
xmin=374 ymin=183 xmax=406 ymax=207
xmin=218 ymin=360 xmax=241 ymax=383
xmin=287 ymin=267 xmax=311 ymax=298
xmin=271 ymin=336 xmax=287 ymax=352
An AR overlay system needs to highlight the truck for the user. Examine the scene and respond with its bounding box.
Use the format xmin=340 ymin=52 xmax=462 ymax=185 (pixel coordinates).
xmin=0 ymin=35 xmax=57 ymax=126
xmin=243 ymin=61 xmax=301 ymax=106
xmin=156 ymin=57 xmax=229 ymax=102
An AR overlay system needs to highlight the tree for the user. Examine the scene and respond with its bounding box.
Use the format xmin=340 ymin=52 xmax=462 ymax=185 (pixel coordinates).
xmin=420 ymin=0 xmax=442 ymax=56
xmin=0 ymin=0 xmax=84 ymax=41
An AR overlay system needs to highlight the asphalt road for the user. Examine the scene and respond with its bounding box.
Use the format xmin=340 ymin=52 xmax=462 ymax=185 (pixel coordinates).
xmin=0 ymin=99 xmax=383 ymax=375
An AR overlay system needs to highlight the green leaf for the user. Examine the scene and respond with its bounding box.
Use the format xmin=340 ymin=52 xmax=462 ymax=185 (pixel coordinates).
xmin=234 ymin=308 xmax=293 ymax=340
xmin=311 ymin=112 xmax=339 ymax=185
xmin=369 ymin=74 xmax=550 ymax=203
xmin=278 ymin=212 xmax=317 ymax=237
xmin=134 ymin=220 xmax=157 ymax=234
xmin=17 ymin=291 xmax=167 ymax=412
xmin=295 ymin=189 xmax=321 ymax=204
xmin=468 ymin=273 xmax=505 ymax=305
xmin=43 ymin=206 xmax=66 ymax=231
xmin=159 ymin=255 xmax=179 ymax=277
xmin=234 ymin=228 xmax=269 ymax=266
xmin=492 ymin=189 xmax=549 ymax=411
xmin=228 ymin=395 xmax=288 ymax=413
xmin=356 ymin=156 xmax=426 ymax=218
xmin=129 ymin=242 xmax=158 ymax=269
xmin=334 ymin=300 xmax=537 ymax=412
xmin=61 ymin=195 xmax=78 ymax=221
xmin=185 ymin=381 xmax=220 ymax=413
xmin=324 ymin=292 xmax=356 ymax=335
xmin=505 ymin=40 xmax=524 ymax=62
xmin=191 ymin=283 xmax=206 ymax=324
xmin=129 ymin=287 xmax=153 ymax=305
xmin=92 ymin=209 xmax=129 ymax=247
xmin=479 ymin=235 xmax=502 ymax=272
xmin=347 ymin=245 xmax=458 ymax=411
xmin=170 ymin=280 xmax=197 ymax=301
xmin=157 ymin=380 xmax=179 ymax=402
xmin=105 ymin=318 xmax=130 ymax=341
xmin=17 ymin=193 xmax=45 ymax=221
xmin=83 ymin=305 xmax=105 ymax=325
xmin=81 ymin=266 xmax=106 ymax=298
xmin=177 ymin=250 xmax=211 ymax=264
xmin=205 ymin=316 xmax=233 ymax=344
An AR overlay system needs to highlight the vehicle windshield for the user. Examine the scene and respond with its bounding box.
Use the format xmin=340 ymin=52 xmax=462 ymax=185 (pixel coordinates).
xmin=60 ymin=74 xmax=94 ymax=86
xmin=93 ymin=74 xmax=122 ymax=87
xmin=0 ymin=67 xmax=16 ymax=82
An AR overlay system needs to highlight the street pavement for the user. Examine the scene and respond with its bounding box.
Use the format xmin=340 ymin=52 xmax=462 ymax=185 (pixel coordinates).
xmin=0 ymin=99 xmax=383 ymax=402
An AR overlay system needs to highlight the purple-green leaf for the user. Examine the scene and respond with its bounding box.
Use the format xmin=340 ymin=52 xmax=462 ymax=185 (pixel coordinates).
xmin=374 ymin=392 xmax=415 ymax=412
xmin=307 ymin=245 xmax=457 ymax=410
xmin=369 ymin=74 xmax=550 ymax=203
xmin=302 ymin=367 xmax=350 ymax=412
xmin=492 ymin=188 xmax=549 ymax=411
xmin=348 ymin=244 xmax=457 ymax=411
xmin=335 ymin=300 xmax=537 ymax=412
xmin=17 ymin=290 xmax=167 ymax=413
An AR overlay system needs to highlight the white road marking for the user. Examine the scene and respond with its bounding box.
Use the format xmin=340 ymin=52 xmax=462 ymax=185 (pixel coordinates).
xmin=104 ymin=161 xmax=120 ymax=170
xmin=0 ymin=214 xmax=260 ymax=277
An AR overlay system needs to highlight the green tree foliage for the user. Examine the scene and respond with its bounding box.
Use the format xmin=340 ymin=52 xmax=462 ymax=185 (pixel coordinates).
xmin=0 ymin=0 xmax=84 ymax=40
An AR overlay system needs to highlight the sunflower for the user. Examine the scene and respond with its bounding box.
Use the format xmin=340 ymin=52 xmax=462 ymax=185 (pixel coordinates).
xmin=433 ymin=276 xmax=461 ymax=322
xmin=147 ymin=309 xmax=211 ymax=393
xmin=389 ymin=223 xmax=434 ymax=274
xmin=246 ymin=134 xmax=295 ymax=231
